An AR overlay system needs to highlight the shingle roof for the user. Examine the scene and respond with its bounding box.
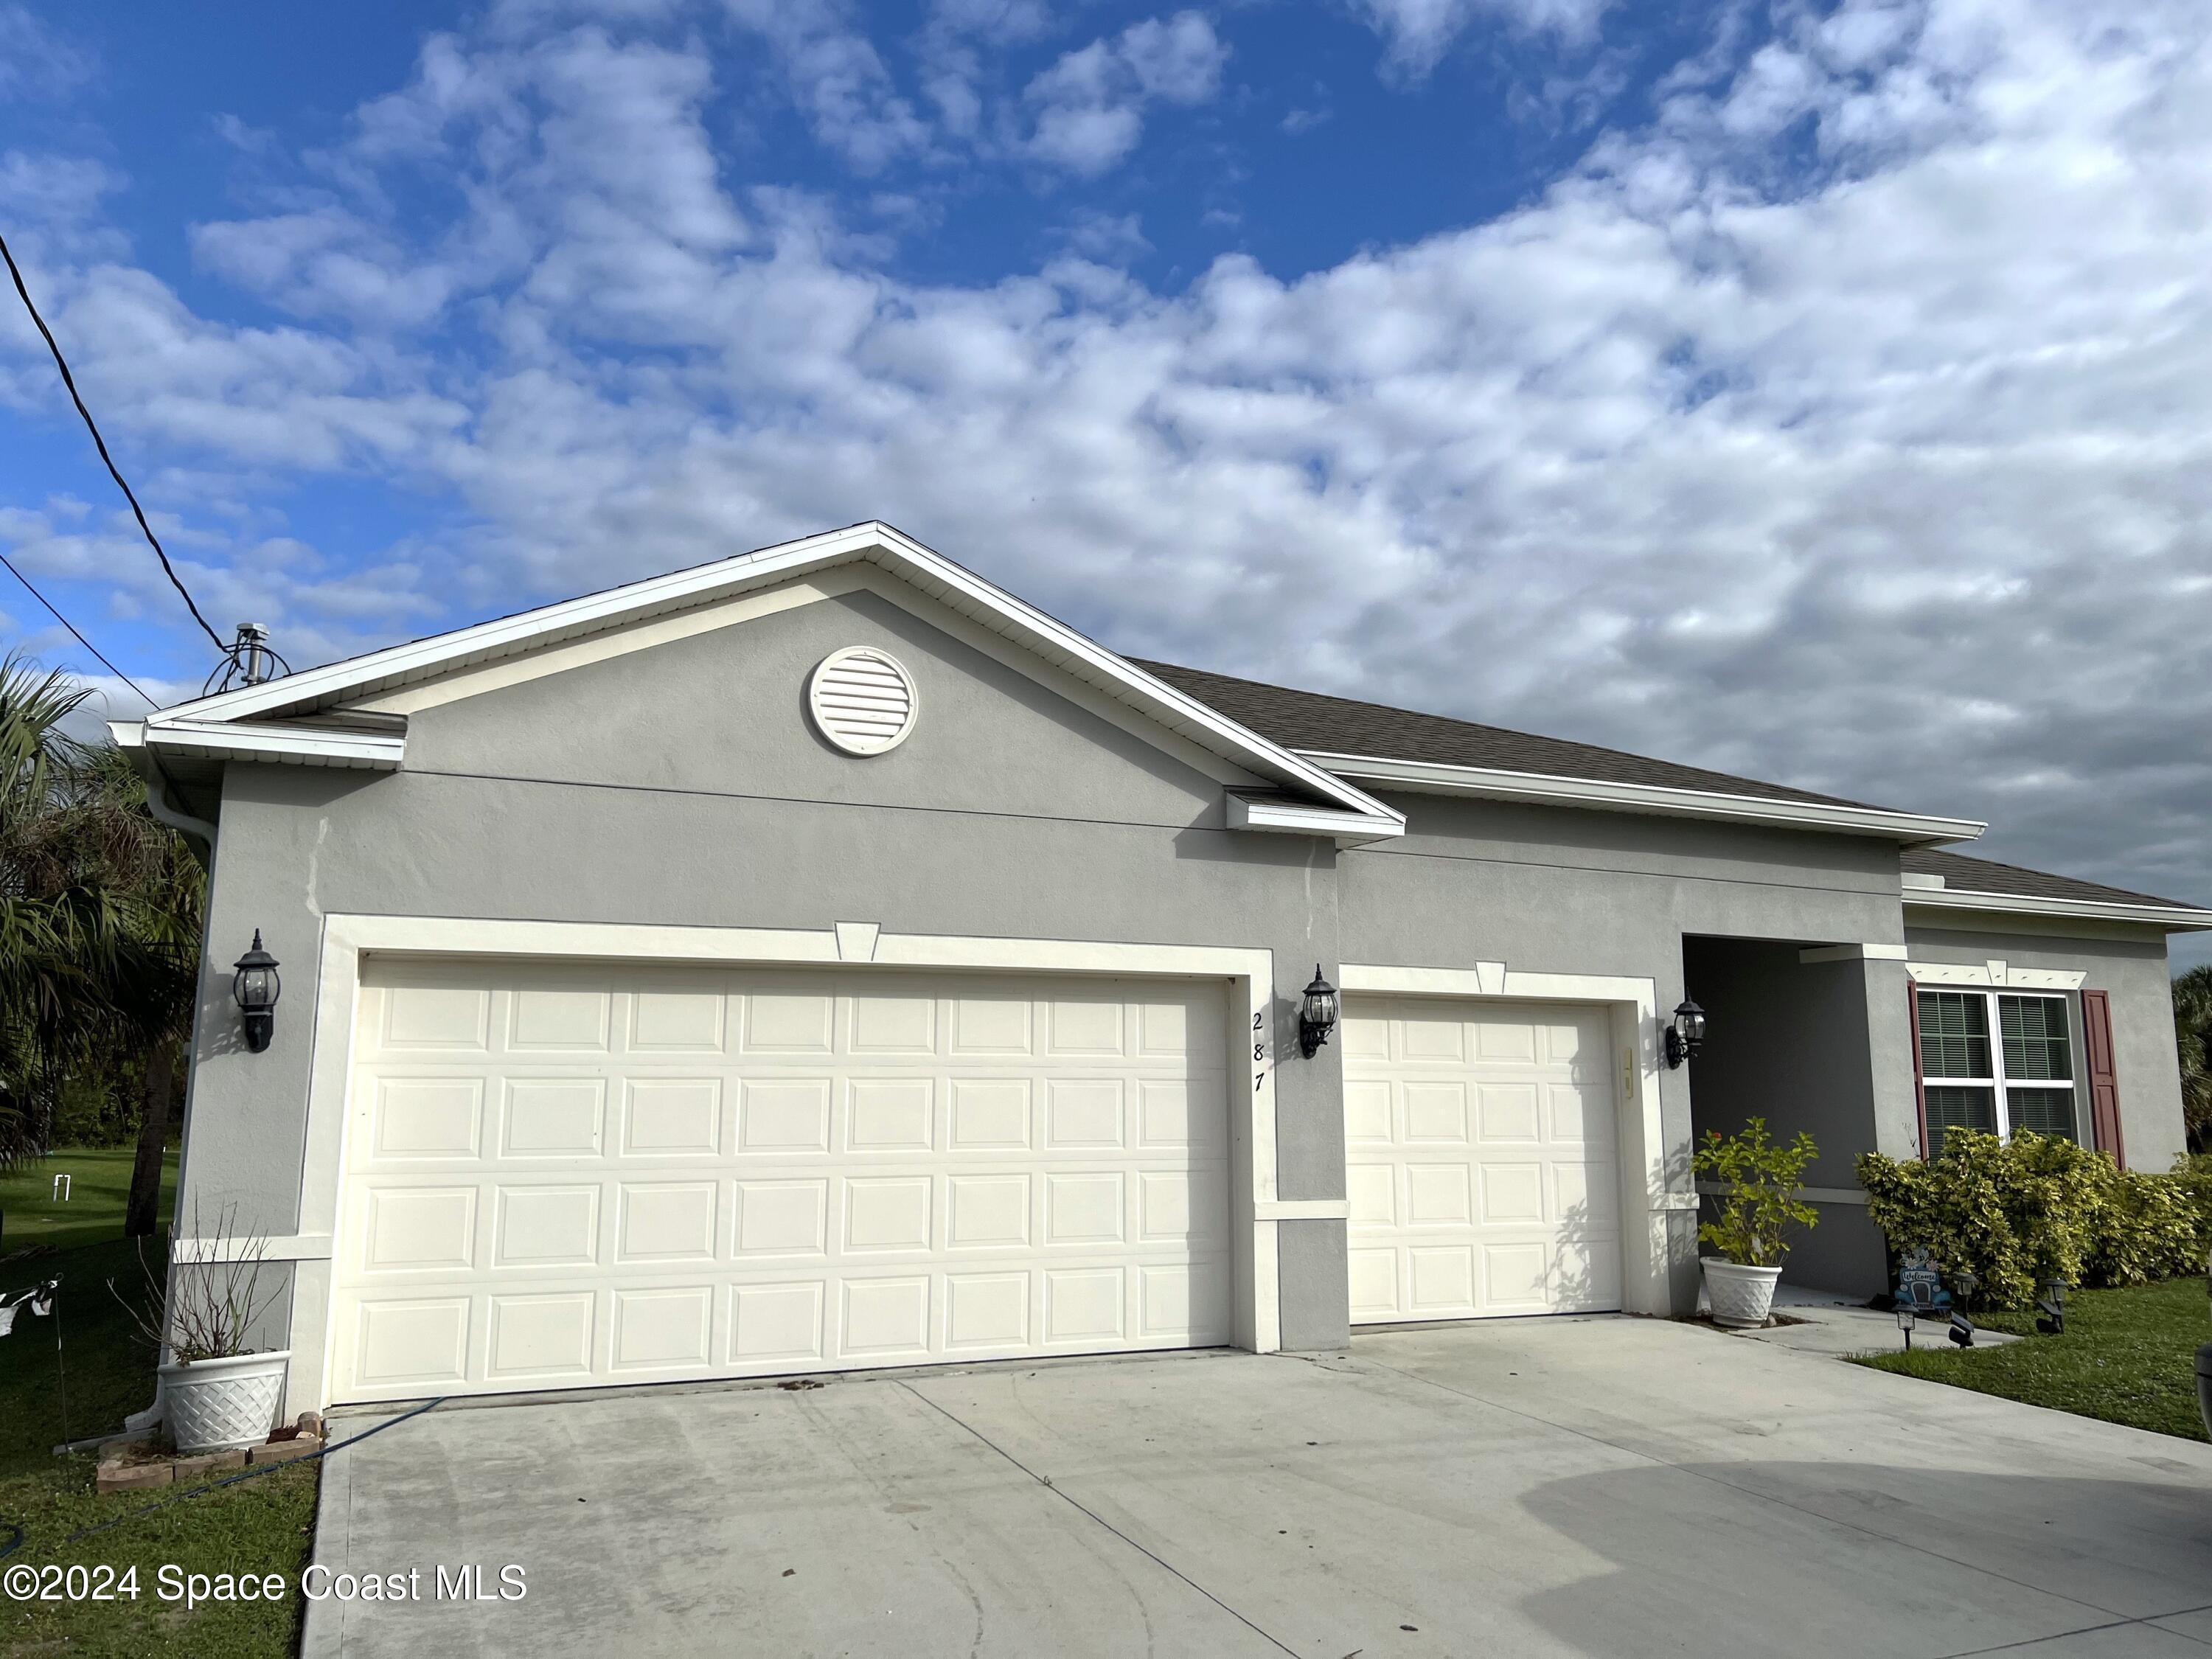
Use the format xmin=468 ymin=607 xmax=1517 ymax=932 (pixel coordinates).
xmin=1133 ymin=658 xmax=1877 ymax=811
xmin=1902 ymin=849 xmax=2202 ymax=912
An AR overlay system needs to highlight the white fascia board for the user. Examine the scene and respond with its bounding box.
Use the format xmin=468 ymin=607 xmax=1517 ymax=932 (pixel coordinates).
xmin=150 ymin=522 xmax=891 ymax=726
xmin=142 ymin=521 xmax=1396 ymax=824
xmin=1905 ymin=888 xmax=2212 ymax=933
xmin=139 ymin=720 xmax=405 ymax=771
xmin=1225 ymin=790 xmax=1404 ymax=846
xmin=1301 ymin=750 xmax=1986 ymax=845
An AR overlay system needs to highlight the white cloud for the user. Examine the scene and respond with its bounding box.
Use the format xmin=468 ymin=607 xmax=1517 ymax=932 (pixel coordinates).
xmin=4 ymin=0 xmax=2211 ymax=920
xmin=0 ymin=5 xmax=95 ymax=102
xmin=720 ymin=0 xmax=932 ymax=173
xmin=1357 ymin=0 xmax=1615 ymax=77
xmin=1020 ymin=12 xmax=1229 ymax=175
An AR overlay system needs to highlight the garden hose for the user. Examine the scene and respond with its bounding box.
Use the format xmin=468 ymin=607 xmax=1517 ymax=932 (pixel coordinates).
xmin=0 ymin=1394 xmax=450 ymax=1564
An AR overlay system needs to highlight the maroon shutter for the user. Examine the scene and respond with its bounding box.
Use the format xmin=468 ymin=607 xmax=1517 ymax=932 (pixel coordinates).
xmin=2081 ymin=988 xmax=2124 ymax=1167
xmin=1907 ymin=980 xmax=1928 ymax=1158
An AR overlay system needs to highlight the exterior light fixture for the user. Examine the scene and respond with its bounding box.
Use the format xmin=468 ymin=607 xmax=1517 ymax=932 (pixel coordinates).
xmin=1298 ymin=966 xmax=1340 ymax=1058
xmin=1952 ymin=1269 xmax=1980 ymax=1313
xmin=232 ymin=930 xmax=282 ymax=1053
xmin=1895 ymin=1305 xmax=1916 ymax=1351
xmin=1663 ymin=999 xmax=1707 ymax=1069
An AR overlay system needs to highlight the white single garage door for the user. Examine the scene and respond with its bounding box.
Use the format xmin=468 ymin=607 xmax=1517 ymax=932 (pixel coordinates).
xmin=330 ymin=959 xmax=1231 ymax=1402
xmin=1342 ymin=996 xmax=1620 ymax=1324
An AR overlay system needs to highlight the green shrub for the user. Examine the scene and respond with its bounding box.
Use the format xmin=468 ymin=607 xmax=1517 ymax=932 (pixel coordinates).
xmin=1693 ymin=1117 xmax=1819 ymax=1267
xmin=1858 ymin=1132 xmax=2204 ymax=1309
xmin=2171 ymin=1152 xmax=2212 ymax=1251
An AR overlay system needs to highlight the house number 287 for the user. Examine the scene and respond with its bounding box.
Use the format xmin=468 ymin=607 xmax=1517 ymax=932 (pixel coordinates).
xmin=1253 ymin=1011 xmax=1267 ymax=1092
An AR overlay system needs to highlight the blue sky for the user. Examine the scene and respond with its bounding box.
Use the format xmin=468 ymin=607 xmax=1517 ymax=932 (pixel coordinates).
xmin=3 ymin=0 xmax=2210 ymax=963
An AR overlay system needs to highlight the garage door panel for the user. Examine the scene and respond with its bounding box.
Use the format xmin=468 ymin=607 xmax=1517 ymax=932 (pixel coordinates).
xmin=1477 ymin=1161 xmax=1543 ymax=1225
xmin=1347 ymin=1246 xmax=1398 ymax=1318
xmin=353 ymin=1297 xmax=470 ymax=1387
xmin=949 ymin=996 xmax=1032 ymax=1054
xmin=335 ymin=964 xmax=1231 ymax=1401
xmin=629 ymin=984 xmax=726 ymax=1052
xmin=737 ymin=1077 xmax=831 ymax=1151
xmin=841 ymin=1276 xmax=932 ymax=1357
xmin=616 ymin=1180 xmax=719 ymax=1262
xmin=510 ymin=985 xmax=612 ymax=1051
xmin=731 ymin=1281 xmax=826 ymax=1363
xmin=1475 ymin=1082 xmax=1540 ymax=1142
xmin=1402 ymin=1082 xmax=1469 ymax=1141
xmin=372 ymin=1078 xmax=484 ymax=1159
xmin=501 ymin=1079 xmax=605 ymax=1157
xmin=493 ymin=1185 xmax=600 ymax=1267
xmin=611 ymin=1285 xmax=714 ymax=1370
xmin=486 ymin=1292 xmax=597 ymax=1382
xmin=742 ymin=991 xmax=835 ymax=1054
xmin=378 ymin=982 xmax=493 ymax=1051
xmin=846 ymin=1078 xmax=933 ymax=1150
xmin=363 ymin=1187 xmax=476 ymax=1272
xmin=945 ymin=1271 xmax=1029 ymax=1349
xmin=622 ymin=1079 xmax=723 ymax=1156
xmin=1345 ymin=997 xmax=1621 ymax=1325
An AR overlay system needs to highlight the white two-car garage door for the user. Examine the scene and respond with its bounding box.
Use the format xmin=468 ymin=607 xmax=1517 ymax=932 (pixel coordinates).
xmin=1342 ymin=997 xmax=1621 ymax=1324
xmin=330 ymin=959 xmax=1231 ymax=1402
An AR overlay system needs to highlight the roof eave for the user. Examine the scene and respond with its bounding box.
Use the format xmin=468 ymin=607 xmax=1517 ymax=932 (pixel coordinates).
xmin=1905 ymin=888 xmax=2212 ymax=933
xmin=134 ymin=719 xmax=406 ymax=771
xmin=1301 ymin=751 xmax=1984 ymax=845
xmin=1225 ymin=790 xmax=1405 ymax=847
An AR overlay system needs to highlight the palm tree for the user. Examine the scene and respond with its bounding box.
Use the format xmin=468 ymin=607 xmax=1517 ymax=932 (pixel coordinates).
xmin=0 ymin=655 xmax=204 ymax=1234
xmin=2175 ymin=963 xmax=2212 ymax=1155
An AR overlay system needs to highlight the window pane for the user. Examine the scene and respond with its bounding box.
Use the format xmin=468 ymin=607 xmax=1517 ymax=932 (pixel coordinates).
xmin=2006 ymin=1086 xmax=2076 ymax=1142
xmin=1924 ymin=1084 xmax=1996 ymax=1157
xmin=2000 ymin=996 xmax=2072 ymax=1081
xmin=1919 ymin=992 xmax=1991 ymax=1079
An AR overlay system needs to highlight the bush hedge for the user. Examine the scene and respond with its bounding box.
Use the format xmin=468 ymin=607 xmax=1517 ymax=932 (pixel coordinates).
xmin=1857 ymin=1133 xmax=2211 ymax=1310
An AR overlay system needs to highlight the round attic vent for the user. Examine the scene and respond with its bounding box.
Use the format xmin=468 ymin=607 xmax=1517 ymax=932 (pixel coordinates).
xmin=807 ymin=647 xmax=919 ymax=756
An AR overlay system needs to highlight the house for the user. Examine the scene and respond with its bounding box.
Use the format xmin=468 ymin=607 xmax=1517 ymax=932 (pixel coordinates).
xmin=114 ymin=524 xmax=2211 ymax=1416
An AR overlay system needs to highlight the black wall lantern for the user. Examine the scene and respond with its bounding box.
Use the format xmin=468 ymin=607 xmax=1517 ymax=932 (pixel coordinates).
xmin=1298 ymin=965 xmax=1340 ymax=1058
xmin=1663 ymin=998 xmax=1705 ymax=1069
xmin=233 ymin=930 xmax=281 ymax=1053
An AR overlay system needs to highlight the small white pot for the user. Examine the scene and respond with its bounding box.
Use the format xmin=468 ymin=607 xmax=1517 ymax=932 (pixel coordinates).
xmin=1703 ymin=1260 xmax=1784 ymax=1329
xmin=159 ymin=1350 xmax=291 ymax=1454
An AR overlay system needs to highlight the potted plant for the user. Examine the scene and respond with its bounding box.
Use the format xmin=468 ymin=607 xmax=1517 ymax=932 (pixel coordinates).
xmin=116 ymin=1207 xmax=289 ymax=1455
xmin=1693 ymin=1117 xmax=1820 ymax=1328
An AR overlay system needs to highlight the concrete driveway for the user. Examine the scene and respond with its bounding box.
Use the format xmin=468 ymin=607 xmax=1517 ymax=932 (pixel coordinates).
xmin=305 ymin=1316 xmax=2212 ymax=1658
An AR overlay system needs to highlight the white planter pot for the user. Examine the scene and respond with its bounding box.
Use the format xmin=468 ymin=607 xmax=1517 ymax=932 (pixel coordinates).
xmin=159 ymin=1350 xmax=290 ymax=1454
xmin=1703 ymin=1260 xmax=1784 ymax=1329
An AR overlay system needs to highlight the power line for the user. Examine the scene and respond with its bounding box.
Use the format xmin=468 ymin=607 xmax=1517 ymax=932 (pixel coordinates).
xmin=0 ymin=227 xmax=227 ymax=655
xmin=0 ymin=549 xmax=156 ymax=708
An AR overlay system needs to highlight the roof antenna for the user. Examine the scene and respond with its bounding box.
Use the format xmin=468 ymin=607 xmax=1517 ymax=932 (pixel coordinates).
xmin=203 ymin=622 xmax=293 ymax=695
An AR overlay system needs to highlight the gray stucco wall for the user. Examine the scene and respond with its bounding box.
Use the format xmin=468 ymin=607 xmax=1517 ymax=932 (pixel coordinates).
xmin=1335 ymin=797 xmax=1918 ymax=1308
xmin=1903 ymin=917 xmax=2187 ymax=1171
xmin=181 ymin=585 xmax=1356 ymax=1350
xmin=173 ymin=571 xmax=1996 ymax=1369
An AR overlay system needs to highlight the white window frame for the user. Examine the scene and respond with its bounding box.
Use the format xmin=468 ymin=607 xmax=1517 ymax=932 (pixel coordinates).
xmin=1917 ymin=987 xmax=2077 ymax=1144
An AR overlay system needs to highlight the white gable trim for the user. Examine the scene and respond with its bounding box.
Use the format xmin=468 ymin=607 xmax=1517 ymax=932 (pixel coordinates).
xmin=143 ymin=522 xmax=1402 ymax=832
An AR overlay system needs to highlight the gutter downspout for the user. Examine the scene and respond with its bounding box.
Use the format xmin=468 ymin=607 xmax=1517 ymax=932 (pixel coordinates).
xmin=110 ymin=722 xmax=218 ymax=864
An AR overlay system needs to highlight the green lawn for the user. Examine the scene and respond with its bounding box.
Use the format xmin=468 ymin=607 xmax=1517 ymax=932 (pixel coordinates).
xmin=0 ymin=1147 xmax=175 ymax=1253
xmin=1 ymin=1152 xmax=315 ymax=1656
xmin=1856 ymin=1276 xmax=2212 ymax=1443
